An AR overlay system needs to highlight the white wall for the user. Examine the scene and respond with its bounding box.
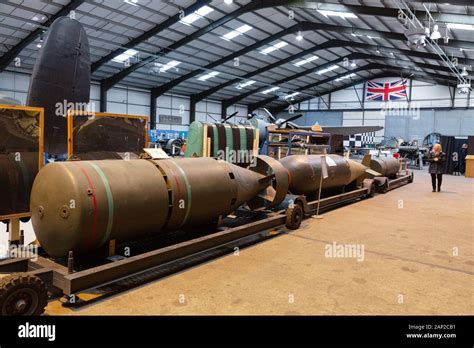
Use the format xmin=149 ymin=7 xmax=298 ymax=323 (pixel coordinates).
xmin=0 ymin=71 xmax=250 ymax=131
xmin=0 ymin=71 xmax=29 ymax=104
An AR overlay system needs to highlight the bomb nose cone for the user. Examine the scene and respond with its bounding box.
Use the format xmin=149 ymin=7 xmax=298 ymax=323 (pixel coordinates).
xmin=226 ymin=163 xmax=267 ymax=205
xmin=346 ymin=159 xmax=367 ymax=183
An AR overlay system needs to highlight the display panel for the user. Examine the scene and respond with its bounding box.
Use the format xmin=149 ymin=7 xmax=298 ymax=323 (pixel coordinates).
xmin=0 ymin=105 xmax=44 ymax=220
xmin=67 ymin=111 xmax=148 ymax=160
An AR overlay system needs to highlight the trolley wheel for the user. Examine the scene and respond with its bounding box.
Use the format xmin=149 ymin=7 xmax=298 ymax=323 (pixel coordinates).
xmin=381 ymin=180 xmax=389 ymax=193
xmin=376 ymin=178 xmax=389 ymax=193
xmin=285 ymin=202 xmax=303 ymax=230
xmin=367 ymin=183 xmax=376 ymax=198
xmin=408 ymin=172 xmax=414 ymax=183
xmin=0 ymin=273 xmax=48 ymax=316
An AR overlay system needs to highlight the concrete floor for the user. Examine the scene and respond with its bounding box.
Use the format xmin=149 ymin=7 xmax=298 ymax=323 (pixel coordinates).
xmin=46 ymin=170 xmax=473 ymax=315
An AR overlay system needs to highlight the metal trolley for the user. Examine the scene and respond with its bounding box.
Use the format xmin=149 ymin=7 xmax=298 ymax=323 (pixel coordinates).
xmin=0 ymin=179 xmax=378 ymax=316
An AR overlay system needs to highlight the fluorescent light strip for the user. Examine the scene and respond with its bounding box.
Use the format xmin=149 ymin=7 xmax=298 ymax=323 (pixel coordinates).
xmin=318 ymin=10 xmax=357 ymax=19
xmin=124 ymin=0 xmax=139 ymax=6
xmin=284 ymin=92 xmax=300 ymax=99
xmin=160 ymin=60 xmax=181 ymax=72
xmin=112 ymin=49 xmax=138 ymax=63
xmin=316 ymin=65 xmax=339 ymax=75
xmin=447 ymin=23 xmax=474 ymax=31
xmin=180 ymin=5 xmax=214 ymax=25
xmin=236 ymin=80 xmax=256 ymax=89
xmin=260 ymin=41 xmax=288 ymax=55
xmin=351 ymin=33 xmax=380 ymax=39
xmin=294 ymin=55 xmax=319 ymax=67
xmin=261 ymin=86 xmax=280 ymax=94
xmin=335 ymin=73 xmax=356 ymax=82
xmin=197 ymin=71 xmax=220 ymax=81
xmin=222 ymin=24 xmax=252 ymax=40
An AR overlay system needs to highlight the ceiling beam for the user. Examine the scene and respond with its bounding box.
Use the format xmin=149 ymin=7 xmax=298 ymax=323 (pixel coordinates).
xmin=288 ymin=1 xmax=474 ymax=25
xmin=268 ymin=68 xmax=458 ymax=114
xmin=405 ymin=0 xmax=474 ymax=5
xmin=249 ymin=64 xmax=387 ymax=112
xmin=227 ymin=54 xmax=457 ymax=110
xmin=223 ymin=54 xmax=359 ymax=109
xmin=297 ymin=21 xmax=474 ymax=50
xmin=0 ymin=0 xmax=85 ymax=72
xmin=99 ymin=0 xmax=291 ymax=91
xmin=192 ymin=39 xmax=474 ymax=104
xmin=190 ymin=39 xmax=339 ymax=104
xmin=150 ymin=24 xmax=301 ymax=98
xmin=91 ymin=0 xmax=211 ymax=72
xmin=147 ymin=20 xmax=474 ymax=100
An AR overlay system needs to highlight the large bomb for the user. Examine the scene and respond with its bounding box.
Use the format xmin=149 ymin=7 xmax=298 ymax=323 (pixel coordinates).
xmin=30 ymin=156 xmax=287 ymax=258
xmin=279 ymin=155 xmax=368 ymax=195
xmin=369 ymin=157 xmax=399 ymax=178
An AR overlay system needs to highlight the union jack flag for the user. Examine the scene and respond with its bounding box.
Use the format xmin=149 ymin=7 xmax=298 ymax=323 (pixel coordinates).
xmin=366 ymin=79 xmax=407 ymax=101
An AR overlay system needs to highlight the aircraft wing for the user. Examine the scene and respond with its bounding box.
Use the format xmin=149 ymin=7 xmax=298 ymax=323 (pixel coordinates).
xmin=314 ymin=125 xmax=383 ymax=136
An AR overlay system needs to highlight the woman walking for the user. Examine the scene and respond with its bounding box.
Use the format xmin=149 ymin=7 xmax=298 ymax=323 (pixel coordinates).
xmin=428 ymin=143 xmax=445 ymax=192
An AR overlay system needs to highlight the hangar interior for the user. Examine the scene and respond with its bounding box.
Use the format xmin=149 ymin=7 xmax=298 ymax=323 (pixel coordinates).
xmin=0 ymin=0 xmax=472 ymax=316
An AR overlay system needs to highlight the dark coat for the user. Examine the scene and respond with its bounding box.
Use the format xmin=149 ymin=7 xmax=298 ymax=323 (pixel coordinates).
xmin=428 ymin=151 xmax=445 ymax=174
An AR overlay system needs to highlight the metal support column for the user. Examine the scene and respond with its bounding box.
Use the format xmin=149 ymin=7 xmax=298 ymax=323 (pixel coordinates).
xmin=150 ymin=93 xmax=157 ymax=130
xmin=99 ymin=83 xmax=107 ymax=112
xmin=190 ymin=96 xmax=197 ymax=124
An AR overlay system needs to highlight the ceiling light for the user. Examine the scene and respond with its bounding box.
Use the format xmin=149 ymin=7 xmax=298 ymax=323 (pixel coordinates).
xmin=32 ymin=15 xmax=46 ymax=21
xmin=335 ymin=73 xmax=356 ymax=82
xmin=159 ymin=60 xmax=181 ymax=72
xmin=461 ymin=66 xmax=469 ymax=77
xmin=222 ymin=24 xmax=252 ymax=41
xmin=236 ymin=80 xmax=256 ymax=89
xmin=317 ymin=10 xmax=357 ymax=19
xmin=296 ymin=31 xmax=303 ymax=41
xmin=430 ymin=24 xmax=441 ymax=40
xmin=352 ymin=33 xmax=379 ymax=40
xmin=224 ymin=0 xmax=233 ymax=4
xmin=260 ymin=41 xmax=288 ymax=55
xmin=294 ymin=55 xmax=319 ymax=67
xmin=351 ymin=62 xmax=357 ymax=67
xmin=261 ymin=86 xmax=280 ymax=94
xmin=284 ymin=92 xmax=300 ymax=99
xmin=180 ymin=5 xmax=214 ymax=26
xmin=124 ymin=0 xmax=139 ymax=5
xmin=376 ymin=49 xmax=381 ymax=54
xmin=112 ymin=49 xmax=138 ymax=63
xmin=317 ymin=65 xmax=339 ymax=75
xmin=36 ymin=43 xmax=42 ymax=48
xmin=197 ymin=71 xmax=220 ymax=81
xmin=447 ymin=23 xmax=474 ymax=31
